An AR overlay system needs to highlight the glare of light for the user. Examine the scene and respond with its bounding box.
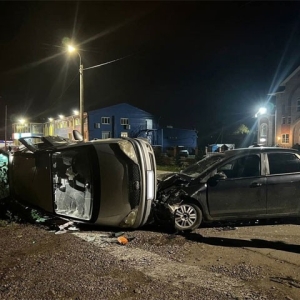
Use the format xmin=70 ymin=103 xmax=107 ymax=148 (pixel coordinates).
xmin=48 ymin=118 xmax=54 ymax=122
xmin=73 ymin=110 xmax=79 ymax=115
xmin=67 ymin=45 xmax=76 ymax=53
xmin=277 ymin=136 xmax=281 ymax=140
xmin=258 ymin=107 xmax=267 ymax=115
xmin=260 ymin=138 xmax=266 ymax=142
xmin=59 ymin=115 xmax=64 ymax=119
xmin=19 ymin=119 xmax=26 ymax=124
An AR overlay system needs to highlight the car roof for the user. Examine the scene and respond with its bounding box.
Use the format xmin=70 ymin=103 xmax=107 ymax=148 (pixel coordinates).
xmin=224 ymin=147 xmax=299 ymax=158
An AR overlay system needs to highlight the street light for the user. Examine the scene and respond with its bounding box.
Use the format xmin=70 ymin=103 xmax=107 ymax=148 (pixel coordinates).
xmin=255 ymin=107 xmax=267 ymax=118
xmin=67 ymin=45 xmax=84 ymax=139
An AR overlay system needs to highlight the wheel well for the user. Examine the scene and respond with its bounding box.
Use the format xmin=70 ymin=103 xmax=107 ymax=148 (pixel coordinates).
xmin=182 ymin=197 xmax=203 ymax=212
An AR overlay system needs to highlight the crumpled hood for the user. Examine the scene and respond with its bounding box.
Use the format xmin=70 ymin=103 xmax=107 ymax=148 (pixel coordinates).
xmin=157 ymin=172 xmax=193 ymax=192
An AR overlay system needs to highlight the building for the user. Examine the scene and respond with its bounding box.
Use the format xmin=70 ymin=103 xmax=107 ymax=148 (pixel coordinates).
xmin=156 ymin=126 xmax=198 ymax=155
xmin=10 ymin=103 xmax=198 ymax=152
xmin=88 ymin=103 xmax=157 ymax=144
xmin=46 ymin=113 xmax=88 ymax=141
xmin=257 ymin=65 xmax=300 ymax=148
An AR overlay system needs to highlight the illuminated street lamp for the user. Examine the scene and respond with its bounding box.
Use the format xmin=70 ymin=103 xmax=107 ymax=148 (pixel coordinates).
xmin=67 ymin=45 xmax=84 ymax=138
xmin=255 ymin=107 xmax=267 ymax=118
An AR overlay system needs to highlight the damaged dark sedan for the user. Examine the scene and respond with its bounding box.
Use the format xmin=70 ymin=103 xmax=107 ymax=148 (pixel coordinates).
xmin=0 ymin=132 xmax=156 ymax=229
xmin=154 ymin=147 xmax=300 ymax=231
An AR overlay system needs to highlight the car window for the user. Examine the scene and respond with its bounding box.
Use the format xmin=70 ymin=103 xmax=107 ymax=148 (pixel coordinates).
xmin=268 ymin=153 xmax=300 ymax=174
xmin=218 ymin=154 xmax=260 ymax=178
xmin=52 ymin=148 xmax=93 ymax=220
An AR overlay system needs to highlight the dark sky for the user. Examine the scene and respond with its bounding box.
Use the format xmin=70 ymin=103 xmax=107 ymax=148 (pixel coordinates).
xmin=1 ymin=1 xmax=300 ymax=143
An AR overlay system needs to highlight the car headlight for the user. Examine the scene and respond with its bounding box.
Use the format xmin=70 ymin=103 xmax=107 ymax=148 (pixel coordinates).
xmin=118 ymin=140 xmax=138 ymax=164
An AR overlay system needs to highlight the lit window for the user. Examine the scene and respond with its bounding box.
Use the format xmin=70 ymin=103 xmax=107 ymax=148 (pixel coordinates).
xmin=94 ymin=123 xmax=100 ymax=129
xmin=282 ymin=134 xmax=289 ymax=144
xmin=75 ymin=118 xmax=80 ymax=125
xmin=121 ymin=132 xmax=128 ymax=138
xmin=260 ymin=123 xmax=267 ymax=137
xmin=120 ymin=118 xmax=129 ymax=125
xmin=102 ymin=117 xmax=110 ymax=124
xmin=102 ymin=131 xmax=111 ymax=139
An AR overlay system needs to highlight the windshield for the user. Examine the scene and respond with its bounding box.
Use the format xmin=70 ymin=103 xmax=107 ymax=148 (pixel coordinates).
xmin=181 ymin=154 xmax=224 ymax=177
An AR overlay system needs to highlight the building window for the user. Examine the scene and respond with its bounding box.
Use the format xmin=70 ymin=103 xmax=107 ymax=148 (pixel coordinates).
xmin=297 ymin=99 xmax=300 ymax=112
xmin=102 ymin=117 xmax=110 ymax=124
xmin=94 ymin=123 xmax=100 ymax=129
xmin=260 ymin=123 xmax=267 ymax=138
xmin=287 ymin=116 xmax=291 ymax=124
xmin=121 ymin=132 xmax=128 ymax=138
xmin=282 ymin=117 xmax=286 ymax=125
xmin=75 ymin=118 xmax=80 ymax=125
xmin=102 ymin=131 xmax=111 ymax=139
xmin=120 ymin=118 xmax=129 ymax=125
xmin=282 ymin=134 xmax=289 ymax=144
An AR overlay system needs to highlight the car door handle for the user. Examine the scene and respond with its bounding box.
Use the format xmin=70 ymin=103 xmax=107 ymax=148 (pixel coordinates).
xmin=250 ymin=182 xmax=262 ymax=188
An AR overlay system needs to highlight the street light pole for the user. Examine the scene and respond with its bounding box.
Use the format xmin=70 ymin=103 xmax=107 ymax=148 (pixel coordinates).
xmin=67 ymin=45 xmax=84 ymax=139
xmin=79 ymin=60 xmax=84 ymax=138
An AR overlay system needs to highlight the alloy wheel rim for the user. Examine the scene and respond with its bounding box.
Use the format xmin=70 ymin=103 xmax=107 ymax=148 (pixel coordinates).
xmin=175 ymin=204 xmax=197 ymax=229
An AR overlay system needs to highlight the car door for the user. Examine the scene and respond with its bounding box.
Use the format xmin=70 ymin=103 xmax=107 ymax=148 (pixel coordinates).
xmin=207 ymin=154 xmax=267 ymax=218
xmin=11 ymin=149 xmax=54 ymax=212
xmin=266 ymin=152 xmax=300 ymax=215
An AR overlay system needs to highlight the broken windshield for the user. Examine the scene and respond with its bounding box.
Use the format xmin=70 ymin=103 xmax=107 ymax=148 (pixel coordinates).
xmin=181 ymin=153 xmax=224 ymax=178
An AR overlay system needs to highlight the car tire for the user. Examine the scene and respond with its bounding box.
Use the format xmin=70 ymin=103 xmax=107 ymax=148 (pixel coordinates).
xmin=174 ymin=202 xmax=202 ymax=231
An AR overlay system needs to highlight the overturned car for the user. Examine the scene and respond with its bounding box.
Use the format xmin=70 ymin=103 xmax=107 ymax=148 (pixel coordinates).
xmin=154 ymin=147 xmax=300 ymax=231
xmin=0 ymin=131 xmax=156 ymax=229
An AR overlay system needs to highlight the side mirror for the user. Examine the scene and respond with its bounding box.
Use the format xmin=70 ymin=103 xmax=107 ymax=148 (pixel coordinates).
xmin=73 ymin=130 xmax=83 ymax=141
xmin=207 ymin=172 xmax=227 ymax=187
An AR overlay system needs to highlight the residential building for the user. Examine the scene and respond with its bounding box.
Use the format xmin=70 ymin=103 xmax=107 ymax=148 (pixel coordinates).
xmin=88 ymin=103 xmax=157 ymax=144
xmin=10 ymin=103 xmax=198 ymax=153
xmin=257 ymin=65 xmax=300 ymax=148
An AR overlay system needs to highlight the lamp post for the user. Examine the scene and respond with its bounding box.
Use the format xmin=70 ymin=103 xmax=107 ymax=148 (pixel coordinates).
xmin=68 ymin=45 xmax=84 ymax=139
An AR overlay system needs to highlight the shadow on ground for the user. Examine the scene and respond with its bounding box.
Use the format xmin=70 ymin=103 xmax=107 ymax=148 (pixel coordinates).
xmin=184 ymin=232 xmax=300 ymax=254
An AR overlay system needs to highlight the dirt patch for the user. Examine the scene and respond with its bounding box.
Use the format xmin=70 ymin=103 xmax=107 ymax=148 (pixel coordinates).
xmin=0 ymin=219 xmax=300 ymax=299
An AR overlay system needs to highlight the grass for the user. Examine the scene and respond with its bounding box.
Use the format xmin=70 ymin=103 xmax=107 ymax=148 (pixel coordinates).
xmin=156 ymin=165 xmax=181 ymax=172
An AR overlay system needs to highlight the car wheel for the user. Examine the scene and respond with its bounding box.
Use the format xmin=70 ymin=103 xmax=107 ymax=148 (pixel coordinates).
xmin=174 ymin=202 xmax=202 ymax=231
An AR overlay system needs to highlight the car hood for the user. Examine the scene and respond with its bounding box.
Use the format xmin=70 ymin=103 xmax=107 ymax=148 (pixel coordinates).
xmin=157 ymin=172 xmax=193 ymax=192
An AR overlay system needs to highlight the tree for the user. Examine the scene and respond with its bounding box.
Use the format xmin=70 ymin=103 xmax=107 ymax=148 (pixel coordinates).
xmin=233 ymin=124 xmax=250 ymax=135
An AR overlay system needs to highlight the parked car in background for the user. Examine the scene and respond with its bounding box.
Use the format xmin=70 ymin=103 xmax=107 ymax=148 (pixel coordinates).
xmin=154 ymin=147 xmax=300 ymax=231
xmin=166 ymin=146 xmax=189 ymax=158
xmin=177 ymin=146 xmax=189 ymax=157
xmin=0 ymin=131 xmax=156 ymax=229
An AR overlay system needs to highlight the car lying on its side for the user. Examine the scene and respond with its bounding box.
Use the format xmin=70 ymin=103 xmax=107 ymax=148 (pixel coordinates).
xmin=0 ymin=131 xmax=156 ymax=229
xmin=154 ymin=147 xmax=300 ymax=231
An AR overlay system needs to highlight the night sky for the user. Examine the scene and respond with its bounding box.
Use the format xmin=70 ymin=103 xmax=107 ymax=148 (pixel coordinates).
xmin=1 ymin=1 xmax=300 ymax=144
